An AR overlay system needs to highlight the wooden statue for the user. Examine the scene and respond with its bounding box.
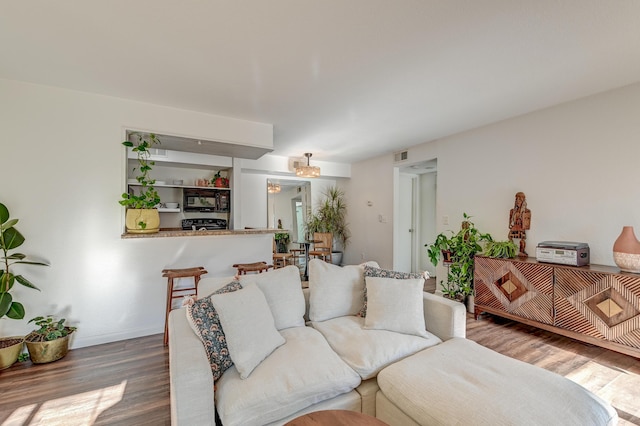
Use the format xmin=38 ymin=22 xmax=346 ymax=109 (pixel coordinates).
xmin=508 ymin=192 xmax=531 ymax=257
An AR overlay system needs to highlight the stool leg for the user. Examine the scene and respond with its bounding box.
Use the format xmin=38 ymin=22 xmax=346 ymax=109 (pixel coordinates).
xmin=164 ymin=277 xmax=174 ymax=346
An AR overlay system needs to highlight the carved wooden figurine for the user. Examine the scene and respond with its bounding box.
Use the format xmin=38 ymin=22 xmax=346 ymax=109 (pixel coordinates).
xmin=508 ymin=192 xmax=531 ymax=257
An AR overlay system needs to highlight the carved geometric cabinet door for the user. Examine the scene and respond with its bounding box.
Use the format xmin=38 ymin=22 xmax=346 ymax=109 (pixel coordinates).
xmin=555 ymin=268 xmax=640 ymax=350
xmin=474 ymin=257 xmax=554 ymax=325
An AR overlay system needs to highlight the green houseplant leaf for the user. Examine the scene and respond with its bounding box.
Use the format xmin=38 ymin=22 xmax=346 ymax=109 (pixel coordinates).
xmin=0 ymin=202 xmax=47 ymax=320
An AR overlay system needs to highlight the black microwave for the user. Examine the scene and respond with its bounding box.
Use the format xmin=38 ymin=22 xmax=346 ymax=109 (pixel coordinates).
xmin=183 ymin=188 xmax=230 ymax=213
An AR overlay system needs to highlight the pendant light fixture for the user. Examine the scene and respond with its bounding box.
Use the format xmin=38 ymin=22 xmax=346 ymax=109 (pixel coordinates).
xmin=267 ymin=182 xmax=281 ymax=193
xmin=295 ymin=153 xmax=321 ymax=178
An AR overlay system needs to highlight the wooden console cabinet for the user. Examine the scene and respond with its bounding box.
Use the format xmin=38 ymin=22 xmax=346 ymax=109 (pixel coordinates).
xmin=474 ymin=256 xmax=640 ymax=358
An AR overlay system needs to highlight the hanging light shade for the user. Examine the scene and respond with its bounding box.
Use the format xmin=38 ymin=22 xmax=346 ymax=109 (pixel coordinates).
xmin=267 ymin=182 xmax=281 ymax=193
xmin=295 ymin=153 xmax=321 ymax=178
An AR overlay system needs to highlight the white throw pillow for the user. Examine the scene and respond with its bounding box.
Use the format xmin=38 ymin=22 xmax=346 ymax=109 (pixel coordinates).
xmin=238 ymin=265 xmax=305 ymax=330
xmin=309 ymin=259 xmax=379 ymax=322
xmin=363 ymin=276 xmax=427 ymax=337
xmin=210 ymin=283 xmax=285 ymax=379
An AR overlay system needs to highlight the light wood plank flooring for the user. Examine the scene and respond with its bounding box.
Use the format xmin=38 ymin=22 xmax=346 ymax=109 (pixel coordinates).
xmin=1 ymin=314 xmax=638 ymax=425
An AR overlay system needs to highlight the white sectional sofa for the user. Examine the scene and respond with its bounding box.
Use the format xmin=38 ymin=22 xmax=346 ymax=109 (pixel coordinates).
xmin=168 ymin=260 xmax=617 ymax=426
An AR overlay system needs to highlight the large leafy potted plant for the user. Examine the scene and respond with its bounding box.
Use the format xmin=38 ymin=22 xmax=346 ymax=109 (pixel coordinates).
xmin=120 ymin=133 xmax=162 ymax=233
xmin=24 ymin=315 xmax=76 ymax=364
xmin=426 ymin=213 xmax=492 ymax=309
xmin=305 ymin=186 xmax=350 ymax=265
xmin=0 ymin=202 xmax=48 ymax=369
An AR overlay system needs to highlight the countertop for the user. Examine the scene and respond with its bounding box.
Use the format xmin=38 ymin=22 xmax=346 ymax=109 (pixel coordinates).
xmin=121 ymin=228 xmax=281 ymax=239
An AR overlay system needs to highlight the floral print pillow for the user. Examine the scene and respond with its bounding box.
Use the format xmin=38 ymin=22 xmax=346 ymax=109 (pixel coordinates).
xmin=359 ymin=266 xmax=424 ymax=317
xmin=186 ymin=281 xmax=242 ymax=381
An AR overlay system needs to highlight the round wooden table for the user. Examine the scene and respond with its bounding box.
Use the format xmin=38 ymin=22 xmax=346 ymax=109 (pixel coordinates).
xmin=284 ymin=410 xmax=388 ymax=426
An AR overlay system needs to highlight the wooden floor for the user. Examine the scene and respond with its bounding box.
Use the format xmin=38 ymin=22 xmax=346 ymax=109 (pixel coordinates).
xmin=1 ymin=314 xmax=638 ymax=425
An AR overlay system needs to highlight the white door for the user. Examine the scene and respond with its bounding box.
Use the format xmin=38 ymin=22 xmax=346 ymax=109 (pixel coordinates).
xmin=397 ymin=174 xmax=416 ymax=272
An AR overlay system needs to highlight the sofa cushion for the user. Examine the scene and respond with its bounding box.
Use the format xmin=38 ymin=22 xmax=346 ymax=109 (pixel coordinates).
xmin=360 ymin=265 xmax=424 ymax=317
xmin=364 ymin=276 xmax=427 ymax=337
xmin=377 ymin=338 xmax=618 ymax=426
xmin=238 ymin=265 xmax=305 ymax=330
xmin=210 ymin=283 xmax=285 ymax=379
xmin=185 ymin=281 xmax=243 ymax=381
xmin=309 ymin=259 xmax=379 ymax=322
xmin=215 ymin=326 xmax=362 ymax=426
xmin=311 ymin=315 xmax=441 ymax=380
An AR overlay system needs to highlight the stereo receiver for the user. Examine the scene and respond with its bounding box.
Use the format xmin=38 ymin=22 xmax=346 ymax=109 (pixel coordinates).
xmin=536 ymin=241 xmax=590 ymax=266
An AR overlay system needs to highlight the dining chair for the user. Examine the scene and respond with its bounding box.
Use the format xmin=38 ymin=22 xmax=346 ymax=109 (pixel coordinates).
xmin=309 ymin=232 xmax=332 ymax=263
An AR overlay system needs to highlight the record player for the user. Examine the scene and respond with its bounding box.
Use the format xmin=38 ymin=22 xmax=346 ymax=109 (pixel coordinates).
xmin=536 ymin=241 xmax=590 ymax=266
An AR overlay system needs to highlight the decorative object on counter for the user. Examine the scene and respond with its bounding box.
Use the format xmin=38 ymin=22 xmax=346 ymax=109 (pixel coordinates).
xmin=165 ymin=202 xmax=179 ymax=209
xmin=484 ymin=240 xmax=518 ymax=259
xmin=305 ymin=186 xmax=349 ymax=265
xmin=426 ymin=213 xmax=492 ymax=306
xmin=25 ymin=315 xmax=76 ymax=364
xmin=613 ymin=226 xmax=640 ymax=273
xmin=120 ymin=133 xmax=161 ymax=233
xmin=212 ymin=171 xmax=229 ymax=188
xmin=295 ymin=153 xmax=321 ymax=178
xmin=508 ymin=191 xmax=531 ymax=257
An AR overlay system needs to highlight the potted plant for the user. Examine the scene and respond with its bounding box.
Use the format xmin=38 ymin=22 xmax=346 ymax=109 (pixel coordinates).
xmin=24 ymin=315 xmax=76 ymax=364
xmin=0 ymin=202 xmax=48 ymax=369
xmin=305 ymin=186 xmax=350 ymax=265
xmin=484 ymin=240 xmax=518 ymax=259
xmin=425 ymin=213 xmax=492 ymax=310
xmin=120 ymin=133 xmax=162 ymax=233
xmin=211 ymin=171 xmax=229 ymax=188
xmin=274 ymin=232 xmax=290 ymax=253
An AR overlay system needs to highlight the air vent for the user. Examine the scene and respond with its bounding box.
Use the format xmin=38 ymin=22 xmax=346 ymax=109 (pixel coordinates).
xmin=394 ymin=150 xmax=408 ymax=162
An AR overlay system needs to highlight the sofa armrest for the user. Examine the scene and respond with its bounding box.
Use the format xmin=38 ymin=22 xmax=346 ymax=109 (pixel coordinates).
xmin=423 ymin=292 xmax=466 ymax=341
xmin=169 ymin=308 xmax=216 ymax=426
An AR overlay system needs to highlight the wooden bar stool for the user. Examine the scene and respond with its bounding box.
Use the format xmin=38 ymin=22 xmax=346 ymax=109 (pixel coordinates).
xmin=232 ymin=261 xmax=272 ymax=275
xmin=162 ymin=266 xmax=207 ymax=345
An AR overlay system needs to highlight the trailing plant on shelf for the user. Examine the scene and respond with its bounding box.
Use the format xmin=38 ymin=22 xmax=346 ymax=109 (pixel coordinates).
xmin=484 ymin=240 xmax=518 ymax=259
xmin=425 ymin=213 xmax=492 ymax=300
xmin=119 ymin=133 xmax=162 ymax=233
xmin=0 ymin=202 xmax=48 ymax=321
xmin=119 ymin=133 xmax=161 ymax=210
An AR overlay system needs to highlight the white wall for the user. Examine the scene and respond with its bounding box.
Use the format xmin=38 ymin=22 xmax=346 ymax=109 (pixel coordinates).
xmin=346 ymin=82 xmax=640 ymax=278
xmin=0 ymin=78 xmax=276 ymax=347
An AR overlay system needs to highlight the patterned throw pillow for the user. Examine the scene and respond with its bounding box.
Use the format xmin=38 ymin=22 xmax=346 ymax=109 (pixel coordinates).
xmin=186 ymin=281 xmax=242 ymax=381
xmin=359 ymin=266 xmax=424 ymax=317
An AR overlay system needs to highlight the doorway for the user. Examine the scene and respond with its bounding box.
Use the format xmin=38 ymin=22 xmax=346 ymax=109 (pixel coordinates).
xmin=393 ymin=160 xmax=437 ymax=274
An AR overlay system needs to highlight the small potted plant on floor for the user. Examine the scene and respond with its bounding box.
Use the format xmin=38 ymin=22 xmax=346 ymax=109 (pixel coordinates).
xmin=0 ymin=202 xmax=48 ymax=369
xmin=24 ymin=315 xmax=76 ymax=364
xmin=120 ymin=133 xmax=162 ymax=233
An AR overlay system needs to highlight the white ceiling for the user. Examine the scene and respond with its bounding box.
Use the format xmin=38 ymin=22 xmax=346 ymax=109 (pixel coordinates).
xmin=2 ymin=1 xmax=639 ymax=163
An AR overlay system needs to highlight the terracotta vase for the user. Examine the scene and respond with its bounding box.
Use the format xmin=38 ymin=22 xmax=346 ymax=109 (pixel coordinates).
xmin=613 ymin=226 xmax=640 ymax=273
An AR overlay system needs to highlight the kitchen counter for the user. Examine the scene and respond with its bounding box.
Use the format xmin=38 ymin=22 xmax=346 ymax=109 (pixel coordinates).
xmin=121 ymin=228 xmax=281 ymax=239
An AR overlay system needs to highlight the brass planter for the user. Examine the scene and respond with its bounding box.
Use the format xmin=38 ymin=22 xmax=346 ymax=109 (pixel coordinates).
xmin=25 ymin=333 xmax=71 ymax=364
xmin=0 ymin=337 xmax=24 ymax=369
xmin=125 ymin=208 xmax=160 ymax=233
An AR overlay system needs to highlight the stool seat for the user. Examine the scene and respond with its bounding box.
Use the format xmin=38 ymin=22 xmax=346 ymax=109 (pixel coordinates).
xmin=233 ymin=262 xmax=272 ymax=275
xmin=162 ymin=266 xmax=207 ymax=345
